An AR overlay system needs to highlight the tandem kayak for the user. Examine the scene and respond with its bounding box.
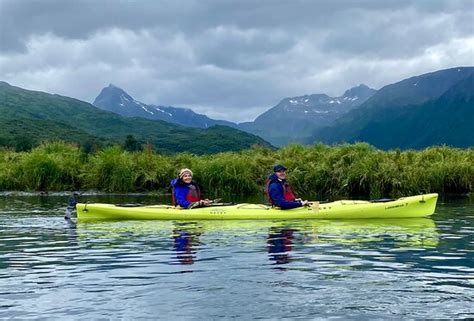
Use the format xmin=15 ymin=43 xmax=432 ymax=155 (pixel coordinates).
xmin=76 ymin=193 xmax=438 ymax=221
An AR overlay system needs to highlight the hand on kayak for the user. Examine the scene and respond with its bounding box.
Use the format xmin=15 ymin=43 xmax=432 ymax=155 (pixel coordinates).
xmin=200 ymin=199 xmax=211 ymax=206
xmin=296 ymin=198 xmax=310 ymax=206
xmin=189 ymin=199 xmax=211 ymax=208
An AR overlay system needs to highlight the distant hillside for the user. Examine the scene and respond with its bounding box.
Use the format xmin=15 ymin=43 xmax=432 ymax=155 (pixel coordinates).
xmin=93 ymin=84 xmax=237 ymax=128
xmin=0 ymin=117 xmax=107 ymax=151
xmin=310 ymin=66 xmax=474 ymax=148
xmin=0 ymin=82 xmax=271 ymax=153
xmin=356 ymin=73 xmax=474 ymax=149
xmin=238 ymin=84 xmax=376 ymax=146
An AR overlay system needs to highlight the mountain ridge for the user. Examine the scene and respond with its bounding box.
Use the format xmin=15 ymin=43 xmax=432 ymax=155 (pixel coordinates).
xmin=0 ymin=81 xmax=271 ymax=153
xmin=238 ymin=84 xmax=377 ymax=145
xmin=93 ymin=83 xmax=377 ymax=146
xmin=310 ymin=66 xmax=474 ymax=148
xmin=93 ymin=84 xmax=237 ymax=129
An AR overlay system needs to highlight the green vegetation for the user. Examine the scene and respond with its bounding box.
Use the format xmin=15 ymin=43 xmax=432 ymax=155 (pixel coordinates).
xmin=0 ymin=81 xmax=271 ymax=154
xmin=1 ymin=141 xmax=472 ymax=198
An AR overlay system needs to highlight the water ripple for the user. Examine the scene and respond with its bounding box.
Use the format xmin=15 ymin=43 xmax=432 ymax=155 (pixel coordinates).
xmin=0 ymin=195 xmax=473 ymax=318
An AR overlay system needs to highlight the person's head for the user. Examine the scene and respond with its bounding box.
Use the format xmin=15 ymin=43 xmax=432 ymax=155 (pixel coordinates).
xmin=178 ymin=168 xmax=193 ymax=184
xmin=273 ymin=164 xmax=287 ymax=180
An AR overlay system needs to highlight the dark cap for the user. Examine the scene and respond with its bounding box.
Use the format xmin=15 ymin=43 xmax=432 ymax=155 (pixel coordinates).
xmin=273 ymin=164 xmax=287 ymax=172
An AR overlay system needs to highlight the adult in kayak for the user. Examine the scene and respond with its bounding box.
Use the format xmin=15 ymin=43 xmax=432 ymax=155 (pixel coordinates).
xmin=267 ymin=164 xmax=309 ymax=209
xmin=171 ymin=168 xmax=211 ymax=209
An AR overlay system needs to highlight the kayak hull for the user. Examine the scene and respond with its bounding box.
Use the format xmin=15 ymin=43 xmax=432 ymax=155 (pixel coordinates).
xmin=76 ymin=193 xmax=438 ymax=221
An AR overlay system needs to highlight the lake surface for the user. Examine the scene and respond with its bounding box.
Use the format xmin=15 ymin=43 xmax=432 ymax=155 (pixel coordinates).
xmin=0 ymin=194 xmax=473 ymax=319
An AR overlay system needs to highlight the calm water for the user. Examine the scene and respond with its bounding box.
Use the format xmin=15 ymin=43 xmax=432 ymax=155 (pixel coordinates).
xmin=0 ymin=194 xmax=473 ymax=319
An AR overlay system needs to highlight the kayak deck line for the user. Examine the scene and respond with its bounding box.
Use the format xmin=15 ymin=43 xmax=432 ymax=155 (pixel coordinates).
xmin=76 ymin=193 xmax=438 ymax=222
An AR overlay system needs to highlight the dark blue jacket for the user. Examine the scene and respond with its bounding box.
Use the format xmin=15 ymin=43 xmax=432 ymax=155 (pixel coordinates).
xmin=171 ymin=179 xmax=200 ymax=209
xmin=267 ymin=174 xmax=302 ymax=210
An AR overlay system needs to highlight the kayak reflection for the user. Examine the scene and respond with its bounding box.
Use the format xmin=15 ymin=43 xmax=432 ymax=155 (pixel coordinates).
xmin=76 ymin=218 xmax=439 ymax=266
xmin=308 ymin=218 xmax=438 ymax=248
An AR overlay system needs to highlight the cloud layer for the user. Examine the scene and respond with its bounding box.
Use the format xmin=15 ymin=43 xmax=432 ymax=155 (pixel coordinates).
xmin=1 ymin=0 xmax=473 ymax=121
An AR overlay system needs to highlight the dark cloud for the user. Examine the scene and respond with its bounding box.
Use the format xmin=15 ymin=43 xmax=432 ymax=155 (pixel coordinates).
xmin=0 ymin=0 xmax=473 ymax=121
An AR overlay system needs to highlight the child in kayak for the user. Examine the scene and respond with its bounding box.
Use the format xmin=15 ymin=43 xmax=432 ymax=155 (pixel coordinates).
xmin=267 ymin=164 xmax=309 ymax=209
xmin=171 ymin=168 xmax=211 ymax=209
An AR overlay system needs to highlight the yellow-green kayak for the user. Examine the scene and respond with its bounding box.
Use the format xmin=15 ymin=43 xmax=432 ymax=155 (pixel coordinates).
xmin=76 ymin=193 xmax=438 ymax=221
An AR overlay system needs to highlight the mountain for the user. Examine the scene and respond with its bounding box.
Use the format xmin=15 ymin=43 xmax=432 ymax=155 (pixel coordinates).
xmin=311 ymin=66 xmax=474 ymax=148
xmin=356 ymin=73 xmax=474 ymax=149
xmin=93 ymin=84 xmax=237 ymax=128
xmin=238 ymin=84 xmax=376 ymax=146
xmin=0 ymin=82 xmax=271 ymax=153
xmin=93 ymin=83 xmax=377 ymax=147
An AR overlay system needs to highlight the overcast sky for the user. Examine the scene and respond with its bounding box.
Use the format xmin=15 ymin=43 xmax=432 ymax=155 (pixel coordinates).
xmin=1 ymin=0 xmax=473 ymax=122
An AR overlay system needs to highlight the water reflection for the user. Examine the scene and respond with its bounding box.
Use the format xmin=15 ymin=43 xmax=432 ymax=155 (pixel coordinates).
xmin=309 ymin=218 xmax=439 ymax=248
xmin=267 ymin=228 xmax=294 ymax=264
xmin=172 ymin=224 xmax=202 ymax=265
xmin=73 ymin=218 xmax=440 ymax=269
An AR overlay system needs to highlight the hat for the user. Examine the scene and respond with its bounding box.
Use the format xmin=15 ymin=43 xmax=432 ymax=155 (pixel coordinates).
xmin=178 ymin=168 xmax=193 ymax=178
xmin=273 ymin=164 xmax=287 ymax=172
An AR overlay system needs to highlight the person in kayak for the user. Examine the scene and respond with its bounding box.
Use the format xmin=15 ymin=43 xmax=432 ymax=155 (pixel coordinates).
xmin=171 ymin=168 xmax=211 ymax=209
xmin=267 ymin=164 xmax=309 ymax=209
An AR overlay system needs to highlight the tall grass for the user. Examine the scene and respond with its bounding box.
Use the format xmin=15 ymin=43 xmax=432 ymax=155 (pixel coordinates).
xmin=0 ymin=141 xmax=472 ymax=198
xmin=1 ymin=142 xmax=83 ymax=191
xmin=0 ymin=148 xmax=21 ymax=190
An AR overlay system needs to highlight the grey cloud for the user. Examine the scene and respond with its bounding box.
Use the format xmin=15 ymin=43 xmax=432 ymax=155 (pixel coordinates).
xmin=192 ymin=27 xmax=296 ymax=71
xmin=0 ymin=0 xmax=472 ymax=122
xmin=0 ymin=0 xmax=197 ymax=52
xmin=320 ymin=3 xmax=474 ymax=59
xmin=3 ymin=0 xmax=471 ymax=52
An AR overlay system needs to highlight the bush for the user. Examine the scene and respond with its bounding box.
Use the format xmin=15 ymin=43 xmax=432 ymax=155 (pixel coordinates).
xmin=13 ymin=141 xmax=83 ymax=190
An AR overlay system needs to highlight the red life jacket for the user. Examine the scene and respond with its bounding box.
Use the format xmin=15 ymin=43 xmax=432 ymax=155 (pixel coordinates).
xmin=186 ymin=184 xmax=201 ymax=203
xmin=266 ymin=178 xmax=297 ymax=205
xmin=283 ymin=183 xmax=296 ymax=201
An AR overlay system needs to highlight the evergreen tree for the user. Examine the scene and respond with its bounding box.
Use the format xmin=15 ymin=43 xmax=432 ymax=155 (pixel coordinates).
xmin=123 ymin=135 xmax=142 ymax=151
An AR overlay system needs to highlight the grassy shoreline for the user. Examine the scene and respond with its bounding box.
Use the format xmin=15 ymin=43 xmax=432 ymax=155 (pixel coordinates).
xmin=1 ymin=141 xmax=472 ymax=199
